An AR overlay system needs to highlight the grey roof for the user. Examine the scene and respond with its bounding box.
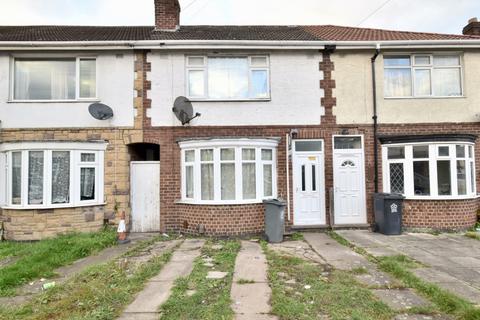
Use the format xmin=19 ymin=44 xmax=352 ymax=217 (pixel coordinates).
xmin=0 ymin=25 xmax=477 ymax=42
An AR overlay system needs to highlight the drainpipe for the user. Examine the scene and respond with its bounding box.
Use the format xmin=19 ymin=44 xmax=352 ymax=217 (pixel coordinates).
xmin=285 ymin=133 xmax=291 ymax=222
xmin=371 ymin=44 xmax=381 ymax=193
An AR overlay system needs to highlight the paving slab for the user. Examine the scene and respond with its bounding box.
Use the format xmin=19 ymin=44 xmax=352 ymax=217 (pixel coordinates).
xmin=231 ymin=283 xmax=272 ymax=314
xmin=268 ymin=240 xmax=326 ymax=264
xmin=355 ymin=269 xmax=396 ymax=287
xmin=232 ymin=240 xmax=268 ymax=283
xmin=231 ymin=241 xmax=277 ymax=319
xmin=373 ymin=289 xmax=430 ymax=311
xmin=119 ymin=239 xmax=204 ymax=319
xmin=413 ymin=268 xmax=480 ymax=302
xmin=395 ymin=314 xmax=452 ymax=320
xmin=235 ymin=314 xmax=279 ymax=320
xmin=303 ymin=232 xmax=373 ymax=270
xmin=117 ymin=312 xmax=160 ymax=320
xmin=206 ymin=271 xmax=228 ymax=279
xmin=338 ymin=230 xmax=480 ymax=304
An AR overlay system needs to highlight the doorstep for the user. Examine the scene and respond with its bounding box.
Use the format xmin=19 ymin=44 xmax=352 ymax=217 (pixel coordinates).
xmin=290 ymin=224 xmax=330 ymax=230
xmin=332 ymin=223 xmax=371 ymax=229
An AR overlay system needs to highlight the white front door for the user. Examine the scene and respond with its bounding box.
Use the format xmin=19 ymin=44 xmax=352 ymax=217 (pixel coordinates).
xmin=130 ymin=161 xmax=160 ymax=232
xmin=333 ymin=136 xmax=367 ymax=225
xmin=293 ymin=140 xmax=325 ymax=226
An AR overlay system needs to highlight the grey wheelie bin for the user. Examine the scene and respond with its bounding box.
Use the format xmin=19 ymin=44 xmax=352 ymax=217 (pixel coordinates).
xmin=263 ymin=199 xmax=286 ymax=243
xmin=373 ymin=193 xmax=405 ymax=235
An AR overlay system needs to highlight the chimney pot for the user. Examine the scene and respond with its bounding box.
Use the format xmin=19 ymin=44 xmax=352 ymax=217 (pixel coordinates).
xmin=154 ymin=0 xmax=181 ymax=31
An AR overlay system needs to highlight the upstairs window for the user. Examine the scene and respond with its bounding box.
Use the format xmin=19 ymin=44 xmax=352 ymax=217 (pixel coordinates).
xmin=13 ymin=57 xmax=97 ymax=101
xmin=384 ymin=54 xmax=462 ymax=98
xmin=186 ymin=55 xmax=270 ymax=100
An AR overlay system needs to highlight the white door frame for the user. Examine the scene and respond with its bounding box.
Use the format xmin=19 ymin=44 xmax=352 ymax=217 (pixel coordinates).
xmin=332 ymin=135 xmax=367 ymax=225
xmin=130 ymin=161 xmax=161 ymax=232
xmin=292 ymin=139 xmax=326 ymax=226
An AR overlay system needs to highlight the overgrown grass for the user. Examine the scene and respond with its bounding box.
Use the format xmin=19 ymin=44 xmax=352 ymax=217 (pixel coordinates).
xmin=160 ymin=240 xmax=241 ymax=320
xmin=0 ymin=241 xmax=29 ymax=260
xmin=378 ymin=255 xmax=480 ymax=320
xmin=0 ymin=237 xmax=177 ymax=320
xmin=466 ymin=231 xmax=480 ymax=241
xmin=263 ymin=242 xmax=395 ymax=320
xmin=0 ymin=228 xmax=117 ymax=296
xmin=329 ymin=232 xmax=480 ymax=320
xmin=236 ymin=278 xmax=255 ymax=284
xmin=290 ymin=232 xmax=305 ymax=241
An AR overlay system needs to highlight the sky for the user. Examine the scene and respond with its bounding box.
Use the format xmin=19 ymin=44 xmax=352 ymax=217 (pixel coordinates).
xmin=0 ymin=0 xmax=479 ymax=35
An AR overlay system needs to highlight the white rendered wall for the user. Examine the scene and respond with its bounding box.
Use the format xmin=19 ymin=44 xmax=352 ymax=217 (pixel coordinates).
xmin=0 ymin=51 xmax=135 ymax=129
xmin=332 ymin=50 xmax=480 ymax=124
xmin=148 ymin=50 xmax=324 ymax=126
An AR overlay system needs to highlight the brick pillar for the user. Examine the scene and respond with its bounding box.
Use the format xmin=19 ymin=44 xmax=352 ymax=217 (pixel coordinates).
xmin=320 ymin=49 xmax=337 ymax=125
xmin=134 ymin=50 xmax=152 ymax=129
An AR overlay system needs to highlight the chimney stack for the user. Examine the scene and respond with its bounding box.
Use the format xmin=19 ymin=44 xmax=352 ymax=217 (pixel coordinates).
xmin=154 ymin=0 xmax=181 ymax=31
xmin=463 ymin=17 xmax=480 ymax=35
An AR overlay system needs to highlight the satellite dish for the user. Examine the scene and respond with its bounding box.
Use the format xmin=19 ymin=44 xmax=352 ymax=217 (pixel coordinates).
xmin=88 ymin=103 xmax=114 ymax=120
xmin=172 ymin=96 xmax=201 ymax=125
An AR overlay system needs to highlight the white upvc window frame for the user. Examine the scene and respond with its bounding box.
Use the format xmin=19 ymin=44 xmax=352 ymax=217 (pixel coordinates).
xmin=179 ymin=139 xmax=278 ymax=205
xmin=383 ymin=53 xmax=464 ymax=99
xmin=185 ymin=55 xmax=271 ymax=101
xmin=10 ymin=55 xmax=99 ymax=102
xmin=382 ymin=142 xmax=476 ymax=200
xmin=0 ymin=142 xmax=106 ymax=209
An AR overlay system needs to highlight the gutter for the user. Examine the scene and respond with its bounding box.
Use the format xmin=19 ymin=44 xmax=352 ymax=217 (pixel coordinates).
xmin=2 ymin=39 xmax=480 ymax=50
xmin=371 ymin=44 xmax=381 ymax=194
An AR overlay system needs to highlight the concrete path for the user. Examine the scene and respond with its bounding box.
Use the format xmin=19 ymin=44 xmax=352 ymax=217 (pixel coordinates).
xmin=231 ymin=241 xmax=277 ymax=320
xmin=303 ymin=232 xmax=374 ymax=271
xmin=0 ymin=233 xmax=156 ymax=306
xmin=118 ymin=238 xmax=205 ymax=320
xmin=337 ymin=230 xmax=480 ymax=304
xmin=303 ymin=232 xmax=440 ymax=317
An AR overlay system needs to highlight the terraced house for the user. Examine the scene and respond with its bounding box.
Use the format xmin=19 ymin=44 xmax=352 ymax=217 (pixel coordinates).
xmin=1 ymin=0 xmax=480 ymax=240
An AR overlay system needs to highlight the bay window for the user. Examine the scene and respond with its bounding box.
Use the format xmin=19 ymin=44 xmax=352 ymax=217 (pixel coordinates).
xmin=384 ymin=54 xmax=462 ymax=98
xmin=13 ymin=57 xmax=97 ymax=101
xmin=186 ymin=55 xmax=270 ymax=100
xmin=383 ymin=142 xmax=476 ymax=199
xmin=1 ymin=142 xmax=106 ymax=209
xmin=179 ymin=139 xmax=278 ymax=204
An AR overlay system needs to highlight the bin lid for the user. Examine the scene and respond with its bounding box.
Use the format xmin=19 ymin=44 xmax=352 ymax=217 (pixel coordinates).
xmin=263 ymin=199 xmax=287 ymax=207
xmin=374 ymin=192 xmax=405 ymax=200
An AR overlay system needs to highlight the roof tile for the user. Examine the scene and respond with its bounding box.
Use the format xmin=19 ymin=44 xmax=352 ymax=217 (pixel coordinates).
xmin=0 ymin=25 xmax=477 ymax=42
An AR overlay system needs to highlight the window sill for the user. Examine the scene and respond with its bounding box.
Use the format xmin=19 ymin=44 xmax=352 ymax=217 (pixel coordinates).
xmin=176 ymin=199 xmax=273 ymax=206
xmin=7 ymin=99 xmax=101 ymax=104
xmin=384 ymin=96 xmax=465 ymax=100
xmin=187 ymin=98 xmax=271 ymax=102
xmin=1 ymin=202 xmax=106 ymax=210
xmin=403 ymin=195 xmax=479 ymax=201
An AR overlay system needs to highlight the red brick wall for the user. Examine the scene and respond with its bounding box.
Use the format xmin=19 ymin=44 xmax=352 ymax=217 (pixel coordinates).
xmin=403 ymin=199 xmax=478 ymax=231
xmin=178 ymin=203 xmax=264 ymax=236
xmin=154 ymin=0 xmax=180 ymax=30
